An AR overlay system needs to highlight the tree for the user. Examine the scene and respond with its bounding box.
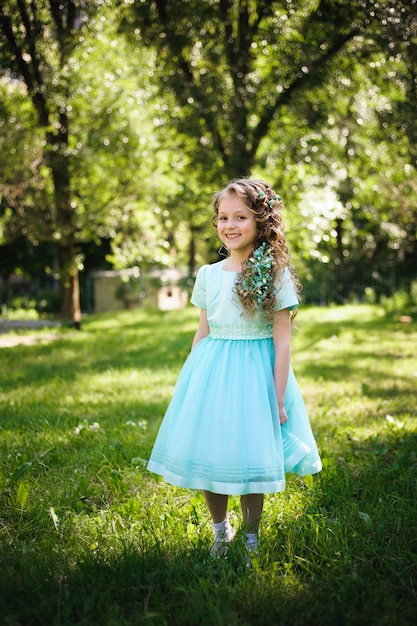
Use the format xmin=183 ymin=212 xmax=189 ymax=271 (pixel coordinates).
xmin=120 ymin=0 xmax=417 ymax=288
xmin=0 ymin=1 xmax=92 ymax=323
xmin=278 ymin=1 xmax=417 ymax=302
xmin=0 ymin=1 xmax=166 ymax=321
xmin=2 ymin=1 xmax=416 ymax=309
xmin=121 ymin=0 xmax=395 ymax=180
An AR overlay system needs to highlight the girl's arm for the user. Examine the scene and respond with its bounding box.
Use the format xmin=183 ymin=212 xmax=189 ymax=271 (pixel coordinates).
xmin=273 ymin=308 xmax=292 ymax=425
xmin=192 ymin=309 xmax=210 ymax=349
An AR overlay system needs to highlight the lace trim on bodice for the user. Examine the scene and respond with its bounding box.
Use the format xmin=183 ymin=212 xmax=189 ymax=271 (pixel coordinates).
xmin=209 ymin=322 xmax=273 ymax=340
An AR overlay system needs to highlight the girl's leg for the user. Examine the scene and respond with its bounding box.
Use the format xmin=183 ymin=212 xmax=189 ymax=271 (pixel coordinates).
xmin=203 ymin=491 xmax=234 ymax=556
xmin=241 ymin=494 xmax=264 ymax=562
xmin=240 ymin=493 xmax=264 ymax=533
xmin=203 ymin=490 xmax=228 ymax=523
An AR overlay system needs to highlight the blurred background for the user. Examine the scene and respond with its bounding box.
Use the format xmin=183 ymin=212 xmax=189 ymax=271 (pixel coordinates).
xmin=1 ymin=0 xmax=416 ymax=322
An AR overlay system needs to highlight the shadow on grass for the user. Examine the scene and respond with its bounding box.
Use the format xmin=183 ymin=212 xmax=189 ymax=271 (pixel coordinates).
xmin=0 ymin=530 xmax=339 ymax=626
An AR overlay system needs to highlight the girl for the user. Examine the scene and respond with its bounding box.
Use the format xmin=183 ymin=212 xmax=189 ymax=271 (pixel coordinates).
xmin=147 ymin=178 xmax=322 ymax=562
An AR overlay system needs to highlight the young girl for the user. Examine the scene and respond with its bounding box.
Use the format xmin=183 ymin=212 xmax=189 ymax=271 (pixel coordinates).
xmin=147 ymin=178 xmax=322 ymax=562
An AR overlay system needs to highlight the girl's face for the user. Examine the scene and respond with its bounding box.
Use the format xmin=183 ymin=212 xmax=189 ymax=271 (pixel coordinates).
xmin=217 ymin=193 xmax=257 ymax=257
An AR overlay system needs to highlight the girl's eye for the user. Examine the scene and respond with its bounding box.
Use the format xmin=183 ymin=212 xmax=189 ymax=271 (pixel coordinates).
xmin=218 ymin=214 xmax=247 ymax=221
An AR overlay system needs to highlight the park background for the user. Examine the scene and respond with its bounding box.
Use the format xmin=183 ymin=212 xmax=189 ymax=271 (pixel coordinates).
xmin=1 ymin=0 xmax=416 ymax=321
xmin=0 ymin=2 xmax=416 ymax=625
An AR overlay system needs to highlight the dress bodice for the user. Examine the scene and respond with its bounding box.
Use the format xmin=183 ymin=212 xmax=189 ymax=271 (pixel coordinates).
xmin=191 ymin=260 xmax=298 ymax=340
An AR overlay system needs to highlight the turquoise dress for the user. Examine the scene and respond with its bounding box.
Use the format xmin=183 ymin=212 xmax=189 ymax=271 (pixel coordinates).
xmin=147 ymin=259 xmax=322 ymax=495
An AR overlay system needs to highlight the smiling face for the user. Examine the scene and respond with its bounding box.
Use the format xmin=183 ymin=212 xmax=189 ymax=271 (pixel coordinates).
xmin=217 ymin=192 xmax=258 ymax=259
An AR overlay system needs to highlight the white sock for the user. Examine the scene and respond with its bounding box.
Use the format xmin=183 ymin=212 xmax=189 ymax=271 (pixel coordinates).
xmin=213 ymin=518 xmax=233 ymax=541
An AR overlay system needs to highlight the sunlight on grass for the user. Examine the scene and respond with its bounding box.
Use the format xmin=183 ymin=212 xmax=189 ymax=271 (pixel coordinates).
xmin=0 ymin=304 xmax=416 ymax=625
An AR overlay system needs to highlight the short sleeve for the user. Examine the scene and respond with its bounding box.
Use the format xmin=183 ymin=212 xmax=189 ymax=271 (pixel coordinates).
xmin=275 ymin=267 xmax=299 ymax=311
xmin=190 ymin=265 xmax=208 ymax=309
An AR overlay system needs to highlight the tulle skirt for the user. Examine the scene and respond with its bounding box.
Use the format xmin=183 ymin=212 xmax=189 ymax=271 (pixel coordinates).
xmin=147 ymin=336 xmax=322 ymax=495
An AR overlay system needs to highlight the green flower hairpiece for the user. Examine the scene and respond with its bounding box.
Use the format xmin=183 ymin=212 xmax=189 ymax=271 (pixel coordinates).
xmin=258 ymin=190 xmax=281 ymax=207
xmin=269 ymin=194 xmax=281 ymax=207
xmin=239 ymin=242 xmax=275 ymax=306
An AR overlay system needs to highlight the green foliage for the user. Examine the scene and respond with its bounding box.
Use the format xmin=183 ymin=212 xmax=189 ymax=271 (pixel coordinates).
xmin=0 ymin=304 xmax=416 ymax=624
xmin=259 ymin=19 xmax=417 ymax=301
xmin=120 ymin=0 xmax=417 ymax=295
xmin=1 ymin=0 xmax=417 ymax=308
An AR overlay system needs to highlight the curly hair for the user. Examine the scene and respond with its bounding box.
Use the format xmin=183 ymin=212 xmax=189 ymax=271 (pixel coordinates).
xmin=212 ymin=178 xmax=301 ymax=319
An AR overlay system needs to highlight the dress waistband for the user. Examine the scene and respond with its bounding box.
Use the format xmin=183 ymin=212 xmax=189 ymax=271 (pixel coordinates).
xmin=209 ymin=323 xmax=273 ymax=340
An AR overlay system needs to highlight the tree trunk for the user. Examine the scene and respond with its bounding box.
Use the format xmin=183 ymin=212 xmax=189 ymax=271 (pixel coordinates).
xmin=188 ymin=228 xmax=196 ymax=275
xmin=48 ymin=111 xmax=81 ymax=326
xmin=335 ymin=218 xmax=350 ymax=302
xmin=57 ymin=240 xmax=81 ymax=327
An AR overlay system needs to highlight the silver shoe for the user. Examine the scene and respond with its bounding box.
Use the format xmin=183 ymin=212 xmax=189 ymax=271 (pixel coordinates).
xmin=210 ymin=528 xmax=235 ymax=557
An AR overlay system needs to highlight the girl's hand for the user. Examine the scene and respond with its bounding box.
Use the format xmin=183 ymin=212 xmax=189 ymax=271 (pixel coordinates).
xmin=279 ymin=406 xmax=288 ymax=425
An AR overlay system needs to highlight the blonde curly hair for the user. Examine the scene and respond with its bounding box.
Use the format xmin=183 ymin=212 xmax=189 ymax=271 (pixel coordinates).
xmin=212 ymin=178 xmax=301 ymax=319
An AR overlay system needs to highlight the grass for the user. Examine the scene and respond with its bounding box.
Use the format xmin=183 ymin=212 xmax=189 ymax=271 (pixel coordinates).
xmin=0 ymin=304 xmax=416 ymax=626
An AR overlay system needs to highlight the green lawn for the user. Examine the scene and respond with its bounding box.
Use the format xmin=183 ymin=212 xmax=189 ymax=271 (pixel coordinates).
xmin=0 ymin=305 xmax=416 ymax=626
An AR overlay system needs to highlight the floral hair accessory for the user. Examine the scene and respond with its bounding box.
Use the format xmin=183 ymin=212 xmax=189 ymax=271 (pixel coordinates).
xmin=239 ymin=242 xmax=275 ymax=306
xmin=268 ymin=194 xmax=281 ymax=207
xmin=258 ymin=191 xmax=265 ymax=198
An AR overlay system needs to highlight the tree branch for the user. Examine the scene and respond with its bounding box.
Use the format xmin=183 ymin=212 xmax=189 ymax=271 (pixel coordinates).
xmin=154 ymin=0 xmax=229 ymax=165
xmin=250 ymin=28 xmax=360 ymax=159
xmin=49 ymin=0 xmax=64 ymax=35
